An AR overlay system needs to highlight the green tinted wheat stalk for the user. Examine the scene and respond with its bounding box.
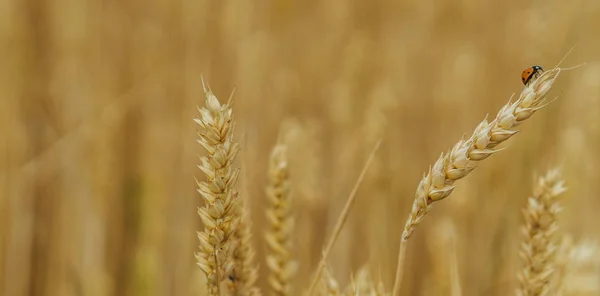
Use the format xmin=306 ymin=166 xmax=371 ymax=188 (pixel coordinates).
xmin=194 ymin=80 xmax=240 ymax=295
xmin=265 ymin=143 xmax=297 ymax=295
xmin=517 ymin=169 xmax=566 ymax=296
xmin=393 ymin=68 xmax=562 ymax=296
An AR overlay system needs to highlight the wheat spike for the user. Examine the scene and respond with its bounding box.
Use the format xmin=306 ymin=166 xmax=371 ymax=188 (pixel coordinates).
xmin=402 ymin=68 xmax=561 ymax=240
xmin=194 ymin=79 xmax=241 ymax=295
xmin=265 ymin=143 xmax=297 ymax=295
xmin=517 ymin=169 xmax=566 ymax=296
xmin=393 ymin=67 xmax=562 ymax=296
xmin=229 ymin=199 xmax=261 ymax=296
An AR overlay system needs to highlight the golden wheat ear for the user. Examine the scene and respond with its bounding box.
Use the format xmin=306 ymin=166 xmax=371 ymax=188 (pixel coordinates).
xmin=265 ymin=142 xmax=297 ymax=295
xmin=517 ymin=169 xmax=566 ymax=296
xmin=229 ymin=199 xmax=261 ymax=295
xmin=402 ymin=68 xmax=561 ymax=241
xmin=194 ymin=79 xmax=241 ymax=296
xmin=392 ymin=68 xmax=562 ymax=296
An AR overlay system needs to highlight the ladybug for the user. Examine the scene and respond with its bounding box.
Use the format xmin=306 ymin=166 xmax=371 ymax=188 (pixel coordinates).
xmin=521 ymin=65 xmax=543 ymax=85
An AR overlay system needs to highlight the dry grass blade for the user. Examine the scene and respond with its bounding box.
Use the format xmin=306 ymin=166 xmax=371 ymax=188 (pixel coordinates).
xmin=265 ymin=143 xmax=297 ymax=295
xmin=517 ymin=168 xmax=566 ymax=296
xmin=393 ymin=67 xmax=562 ymax=296
xmin=306 ymin=140 xmax=382 ymax=296
xmin=194 ymin=78 xmax=241 ymax=295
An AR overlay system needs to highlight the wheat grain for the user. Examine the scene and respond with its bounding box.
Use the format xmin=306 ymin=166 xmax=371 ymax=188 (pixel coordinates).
xmin=194 ymin=79 xmax=241 ymax=295
xmin=265 ymin=143 xmax=297 ymax=295
xmin=393 ymin=67 xmax=562 ymax=296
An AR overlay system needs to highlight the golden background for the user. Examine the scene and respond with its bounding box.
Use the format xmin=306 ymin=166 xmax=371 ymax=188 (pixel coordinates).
xmin=1 ymin=0 xmax=600 ymax=295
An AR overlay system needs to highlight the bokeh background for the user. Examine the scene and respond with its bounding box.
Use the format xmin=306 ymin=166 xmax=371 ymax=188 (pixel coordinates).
xmin=2 ymin=0 xmax=600 ymax=295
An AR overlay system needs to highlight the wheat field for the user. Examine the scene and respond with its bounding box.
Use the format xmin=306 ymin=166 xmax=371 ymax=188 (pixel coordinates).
xmin=2 ymin=0 xmax=600 ymax=295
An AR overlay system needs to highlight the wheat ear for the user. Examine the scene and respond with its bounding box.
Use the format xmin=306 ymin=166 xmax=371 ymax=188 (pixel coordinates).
xmin=229 ymin=198 xmax=261 ymax=295
xmin=392 ymin=67 xmax=562 ymax=296
xmin=194 ymin=79 xmax=241 ymax=295
xmin=265 ymin=143 xmax=297 ymax=295
xmin=517 ymin=169 xmax=566 ymax=296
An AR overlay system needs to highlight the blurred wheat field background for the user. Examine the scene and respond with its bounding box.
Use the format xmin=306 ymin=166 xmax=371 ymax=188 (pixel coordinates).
xmin=2 ymin=0 xmax=600 ymax=295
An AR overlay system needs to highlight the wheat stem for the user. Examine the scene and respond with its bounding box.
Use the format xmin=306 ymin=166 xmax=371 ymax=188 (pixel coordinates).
xmin=392 ymin=240 xmax=407 ymax=296
xmin=306 ymin=140 xmax=382 ymax=296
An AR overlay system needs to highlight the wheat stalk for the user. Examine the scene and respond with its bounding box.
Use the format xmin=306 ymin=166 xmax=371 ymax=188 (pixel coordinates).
xmin=517 ymin=168 xmax=566 ymax=296
xmin=392 ymin=67 xmax=562 ymax=296
xmin=194 ymin=79 xmax=241 ymax=295
xmin=265 ymin=143 xmax=297 ymax=295
xmin=306 ymin=140 xmax=381 ymax=295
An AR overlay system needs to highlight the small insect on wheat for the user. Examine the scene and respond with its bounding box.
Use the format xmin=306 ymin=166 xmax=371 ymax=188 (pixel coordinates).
xmin=521 ymin=65 xmax=544 ymax=85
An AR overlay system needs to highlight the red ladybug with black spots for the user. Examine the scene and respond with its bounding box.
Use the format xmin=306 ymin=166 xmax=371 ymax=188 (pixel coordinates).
xmin=521 ymin=65 xmax=543 ymax=85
